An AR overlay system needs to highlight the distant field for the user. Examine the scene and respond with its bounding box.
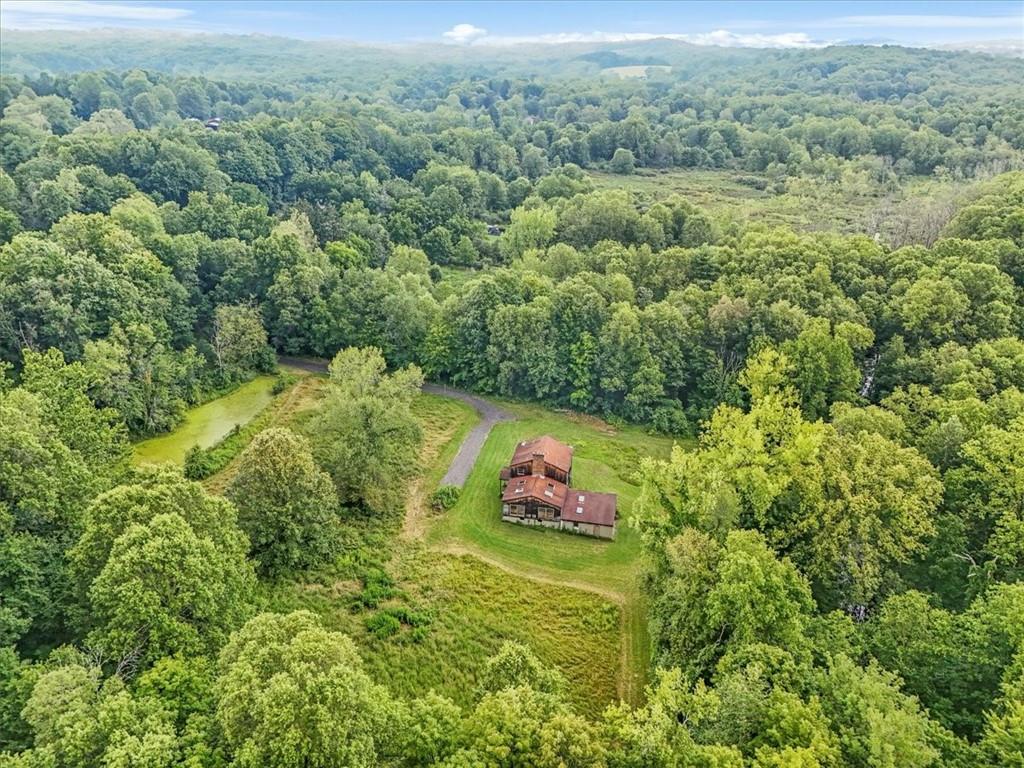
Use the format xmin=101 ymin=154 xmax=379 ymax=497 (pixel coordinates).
xmin=603 ymin=65 xmax=672 ymax=78
xmin=589 ymin=168 xmax=962 ymax=237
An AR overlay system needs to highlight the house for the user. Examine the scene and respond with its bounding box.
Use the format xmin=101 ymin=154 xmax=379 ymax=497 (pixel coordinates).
xmin=205 ymin=117 xmax=222 ymax=131
xmin=501 ymin=435 xmax=573 ymax=485
xmin=499 ymin=435 xmax=616 ymax=539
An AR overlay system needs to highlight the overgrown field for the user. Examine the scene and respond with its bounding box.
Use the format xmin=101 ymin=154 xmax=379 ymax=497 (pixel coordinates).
xmin=267 ymin=547 xmax=621 ymax=716
xmin=589 ymin=167 xmax=966 ymax=238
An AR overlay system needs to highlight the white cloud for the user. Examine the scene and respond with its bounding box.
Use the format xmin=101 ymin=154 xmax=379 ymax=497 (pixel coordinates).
xmin=451 ymin=28 xmax=832 ymax=49
xmin=442 ymin=23 xmax=487 ymax=44
xmin=1 ymin=1 xmax=192 ymax=30
xmin=827 ymin=14 xmax=1023 ymax=29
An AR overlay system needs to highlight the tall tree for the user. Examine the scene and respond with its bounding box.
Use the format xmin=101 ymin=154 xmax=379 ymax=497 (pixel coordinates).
xmin=307 ymin=347 xmax=423 ymax=512
xmin=215 ymin=611 xmax=391 ymax=768
xmin=226 ymin=427 xmax=339 ymax=577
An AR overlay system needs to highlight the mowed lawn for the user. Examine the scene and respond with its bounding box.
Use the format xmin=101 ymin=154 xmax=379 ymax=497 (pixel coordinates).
xmin=428 ymin=401 xmax=678 ymax=595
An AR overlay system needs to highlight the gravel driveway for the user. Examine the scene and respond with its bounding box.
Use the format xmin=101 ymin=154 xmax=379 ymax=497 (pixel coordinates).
xmin=278 ymin=357 xmax=510 ymax=487
xmin=423 ymin=384 xmax=511 ymax=487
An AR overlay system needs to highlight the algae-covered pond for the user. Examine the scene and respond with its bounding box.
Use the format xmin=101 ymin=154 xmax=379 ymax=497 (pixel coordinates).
xmin=132 ymin=376 xmax=277 ymax=465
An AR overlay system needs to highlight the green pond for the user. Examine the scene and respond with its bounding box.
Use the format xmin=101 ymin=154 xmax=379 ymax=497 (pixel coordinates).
xmin=132 ymin=376 xmax=277 ymax=465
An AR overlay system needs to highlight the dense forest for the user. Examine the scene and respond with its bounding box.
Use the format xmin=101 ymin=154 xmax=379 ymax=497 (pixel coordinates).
xmin=1 ymin=30 xmax=1024 ymax=767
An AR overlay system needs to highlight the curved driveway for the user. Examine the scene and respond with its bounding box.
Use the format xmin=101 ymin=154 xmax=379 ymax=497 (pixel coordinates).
xmin=423 ymin=383 xmax=511 ymax=487
xmin=278 ymin=356 xmax=510 ymax=487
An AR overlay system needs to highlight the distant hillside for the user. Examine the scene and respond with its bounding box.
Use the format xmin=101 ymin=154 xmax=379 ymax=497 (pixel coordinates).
xmin=575 ymin=50 xmax=670 ymax=69
xmin=3 ymin=28 xmax=1020 ymax=87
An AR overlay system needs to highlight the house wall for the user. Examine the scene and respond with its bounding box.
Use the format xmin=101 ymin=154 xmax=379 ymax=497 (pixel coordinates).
xmin=502 ymin=500 xmax=559 ymax=520
xmin=559 ymin=519 xmax=615 ymax=540
xmin=501 ymin=503 xmax=615 ymax=540
xmin=502 ymin=514 xmax=562 ymax=532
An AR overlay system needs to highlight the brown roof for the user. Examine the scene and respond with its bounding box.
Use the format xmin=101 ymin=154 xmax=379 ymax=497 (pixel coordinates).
xmin=561 ymin=489 xmax=617 ymax=527
xmin=501 ymin=475 xmax=569 ymax=508
xmin=510 ymin=435 xmax=573 ymax=473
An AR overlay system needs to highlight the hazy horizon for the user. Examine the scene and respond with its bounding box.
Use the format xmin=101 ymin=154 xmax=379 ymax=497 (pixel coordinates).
xmin=1 ymin=0 xmax=1021 ymax=53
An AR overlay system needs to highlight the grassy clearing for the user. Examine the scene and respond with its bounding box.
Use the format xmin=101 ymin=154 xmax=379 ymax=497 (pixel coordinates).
xmin=424 ymin=399 xmax=684 ymax=702
xmin=266 ymin=547 xmax=621 ymax=716
xmin=603 ymin=65 xmax=672 ymax=78
xmin=237 ymin=381 xmax=683 ymax=714
xmin=428 ymin=401 xmax=679 ymax=595
xmin=259 ymin=389 xmax=624 ymax=714
xmin=132 ymin=375 xmax=278 ymax=465
xmin=410 ymin=394 xmax=478 ymax=488
xmin=589 ymin=168 xmax=958 ymax=235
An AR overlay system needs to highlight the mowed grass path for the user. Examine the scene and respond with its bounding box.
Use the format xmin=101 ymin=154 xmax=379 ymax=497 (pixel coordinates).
xmin=425 ymin=399 xmax=680 ymax=702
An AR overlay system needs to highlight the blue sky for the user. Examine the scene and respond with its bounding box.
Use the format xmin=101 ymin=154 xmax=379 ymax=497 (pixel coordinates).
xmin=1 ymin=1 xmax=1022 ymax=49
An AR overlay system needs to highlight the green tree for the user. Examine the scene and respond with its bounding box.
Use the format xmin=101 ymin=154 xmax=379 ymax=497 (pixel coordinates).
xmin=500 ymin=204 xmax=556 ymax=260
xmin=307 ymin=347 xmax=423 ymax=512
xmin=809 ymin=430 xmax=942 ymax=611
xmin=215 ymin=611 xmax=391 ymax=768
xmin=649 ymin=529 xmax=813 ymax=680
xmin=815 ymin=655 xmax=945 ymax=768
xmin=209 ymin=302 xmax=270 ymax=381
xmin=86 ymin=511 xmax=252 ymax=666
xmin=69 ymin=468 xmax=254 ymax=664
xmin=18 ymin=661 xmax=179 ymax=768
xmin=609 ymin=147 xmax=636 ymax=174
xmin=226 ymin=427 xmax=339 ymax=577
xmin=782 ymin=319 xmax=872 ymax=420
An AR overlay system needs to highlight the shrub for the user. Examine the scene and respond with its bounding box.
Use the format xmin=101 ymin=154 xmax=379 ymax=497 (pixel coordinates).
xmin=386 ymin=605 xmax=432 ymax=628
xmin=429 ymin=485 xmax=461 ymax=512
xmin=651 ymin=405 xmax=691 ymax=436
xmin=609 ymin=147 xmax=636 ymax=174
xmin=734 ymin=175 xmax=769 ymax=190
xmin=410 ymin=626 xmax=430 ymax=644
xmin=354 ymin=567 xmax=397 ymax=608
xmin=183 ymin=444 xmax=215 ymax=479
xmin=365 ymin=612 xmax=401 ymax=638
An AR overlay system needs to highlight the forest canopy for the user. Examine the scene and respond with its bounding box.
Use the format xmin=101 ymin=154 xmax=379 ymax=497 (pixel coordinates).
xmin=1 ymin=30 xmax=1023 ymax=768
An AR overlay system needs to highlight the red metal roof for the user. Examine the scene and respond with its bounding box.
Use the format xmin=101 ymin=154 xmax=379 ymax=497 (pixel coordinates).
xmin=501 ymin=474 xmax=569 ymax=508
xmin=510 ymin=435 xmax=573 ymax=473
xmin=561 ymin=489 xmax=617 ymax=527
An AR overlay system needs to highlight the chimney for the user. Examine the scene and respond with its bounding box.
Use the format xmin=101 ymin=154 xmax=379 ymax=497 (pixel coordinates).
xmin=531 ymin=452 xmax=545 ymax=476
